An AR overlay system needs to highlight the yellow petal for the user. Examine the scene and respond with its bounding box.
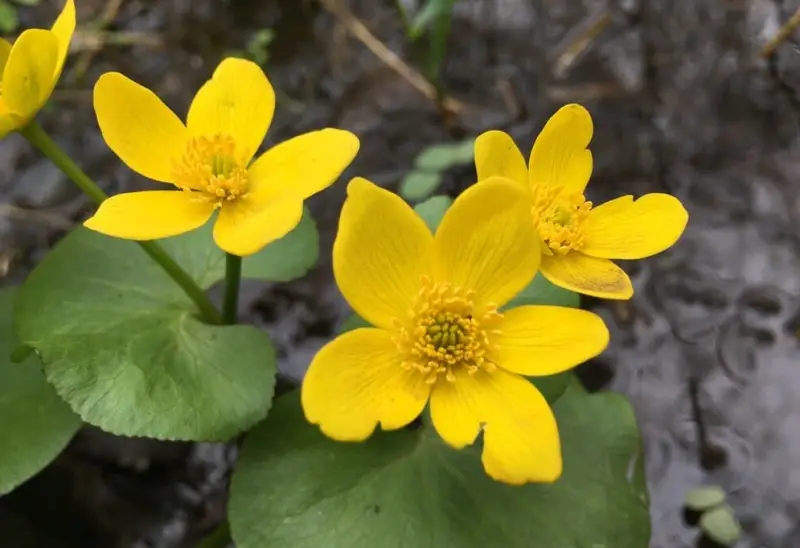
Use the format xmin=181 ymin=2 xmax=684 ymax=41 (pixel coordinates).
xmin=247 ymin=129 xmax=359 ymax=201
xmin=186 ymin=57 xmax=275 ymax=165
xmin=94 ymin=72 xmax=189 ymax=183
xmin=582 ymin=194 xmax=689 ymax=260
xmin=433 ymin=176 xmax=540 ymax=312
xmin=0 ymin=40 xmax=15 ymax=138
xmin=213 ymin=195 xmax=303 ymax=257
xmin=0 ymin=38 xmax=12 ymax=72
xmin=528 ymin=103 xmax=593 ymax=193
xmin=334 ymin=177 xmax=434 ymax=330
xmin=474 ymin=130 xmax=528 ymax=187
xmin=430 ymin=367 xmax=562 ymax=484
xmin=84 ymin=191 xmax=214 ymax=240
xmin=50 ymin=0 xmax=76 ymax=85
xmin=2 ymin=29 xmax=59 ymax=122
xmin=0 ymin=111 xmax=18 ymax=139
xmin=301 ymin=328 xmax=431 ymax=441
xmin=488 ymin=305 xmax=609 ymax=376
xmin=539 ymin=252 xmax=633 ymax=300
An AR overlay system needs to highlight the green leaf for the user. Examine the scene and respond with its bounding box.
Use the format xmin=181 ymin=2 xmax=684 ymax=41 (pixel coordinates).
xmin=409 ymin=0 xmax=456 ymax=39
xmin=414 ymin=140 xmax=474 ymax=172
xmin=414 ymin=194 xmax=451 ymax=232
xmin=0 ymin=1 xmax=19 ymax=33
xmin=15 ymin=227 xmax=277 ymax=441
xmin=0 ymin=287 xmax=81 ymax=495
xmin=506 ymin=272 xmax=580 ymax=309
xmin=684 ymin=485 xmax=727 ymax=511
xmin=162 ymin=206 xmax=319 ymax=288
xmin=9 ymin=343 xmax=33 ymax=363
xmin=229 ymin=380 xmax=650 ymax=548
xmin=398 ymin=171 xmax=442 ymax=202
xmin=338 ymin=314 xmax=369 ymax=334
xmin=10 ymin=0 xmax=41 ymax=6
xmin=700 ymin=505 xmax=742 ymax=546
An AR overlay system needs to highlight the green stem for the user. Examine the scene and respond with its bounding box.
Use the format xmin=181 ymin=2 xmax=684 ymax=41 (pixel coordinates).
xmin=197 ymin=521 xmax=231 ymax=548
xmin=222 ymin=253 xmax=242 ymax=324
xmin=20 ymin=121 xmax=222 ymax=325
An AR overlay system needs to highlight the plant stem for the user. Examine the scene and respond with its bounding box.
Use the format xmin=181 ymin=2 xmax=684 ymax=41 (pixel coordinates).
xmin=222 ymin=253 xmax=242 ymax=324
xmin=21 ymin=121 xmax=107 ymax=205
xmin=20 ymin=121 xmax=222 ymax=325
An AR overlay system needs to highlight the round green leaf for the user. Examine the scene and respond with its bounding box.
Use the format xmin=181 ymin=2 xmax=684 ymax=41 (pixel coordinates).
xmin=229 ymin=381 xmax=650 ymax=548
xmin=700 ymin=505 xmax=742 ymax=546
xmin=414 ymin=141 xmax=474 ymax=171
xmin=414 ymin=194 xmax=452 ymax=232
xmin=684 ymin=485 xmax=727 ymax=511
xmin=0 ymin=287 xmax=81 ymax=495
xmin=399 ymin=171 xmax=442 ymax=202
xmin=15 ymin=228 xmax=276 ymax=441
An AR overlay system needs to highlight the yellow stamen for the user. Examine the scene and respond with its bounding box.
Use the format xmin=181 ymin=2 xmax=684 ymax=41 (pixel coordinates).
xmin=531 ymin=186 xmax=592 ymax=255
xmin=393 ymin=276 xmax=502 ymax=385
xmin=172 ymin=134 xmax=250 ymax=208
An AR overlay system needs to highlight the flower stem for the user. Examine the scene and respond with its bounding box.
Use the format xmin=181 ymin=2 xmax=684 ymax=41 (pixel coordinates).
xmin=20 ymin=121 xmax=222 ymax=325
xmin=222 ymin=253 xmax=242 ymax=324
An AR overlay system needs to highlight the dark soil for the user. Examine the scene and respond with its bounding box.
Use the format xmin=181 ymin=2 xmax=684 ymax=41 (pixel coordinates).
xmin=3 ymin=0 xmax=800 ymax=546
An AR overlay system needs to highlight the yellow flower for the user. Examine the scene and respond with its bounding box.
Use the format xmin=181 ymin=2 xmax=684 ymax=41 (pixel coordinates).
xmin=0 ymin=0 xmax=75 ymax=138
xmin=474 ymin=103 xmax=689 ymax=299
xmin=84 ymin=58 xmax=360 ymax=256
xmin=301 ymin=176 xmax=610 ymax=485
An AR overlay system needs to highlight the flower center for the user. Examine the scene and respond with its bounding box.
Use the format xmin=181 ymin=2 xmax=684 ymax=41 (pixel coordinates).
xmin=394 ymin=277 xmax=502 ymax=384
xmin=172 ymin=134 xmax=250 ymax=207
xmin=531 ymin=186 xmax=593 ymax=255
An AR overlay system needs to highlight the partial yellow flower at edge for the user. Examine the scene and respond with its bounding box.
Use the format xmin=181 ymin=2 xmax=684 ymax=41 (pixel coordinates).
xmin=85 ymin=57 xmax=360 ymax=256
xmin=301 ymin=176 xmax=610 ymax=485
xmin=474 ymin=104 xmax=689 ymax=300
xmin=0 ymin=0 xmax=76 ymax=138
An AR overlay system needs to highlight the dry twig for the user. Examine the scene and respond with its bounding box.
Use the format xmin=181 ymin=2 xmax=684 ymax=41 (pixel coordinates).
xmin=761 ymin=6 xmax=800 ymax=58
xmin=552 ymin=10 xmax=612 ymax=80
xmin=318 ymin=0 xmax=466 ymax=114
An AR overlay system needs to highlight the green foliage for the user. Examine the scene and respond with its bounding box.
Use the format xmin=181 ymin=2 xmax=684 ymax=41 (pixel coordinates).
xmin=227 ymin=28 xmax=275 ymax=65
xmin=684 ymin=485 xmax=742 ymax=546
xmin=506 ymin=272 xmax=581 ymax=309
xmin=414 ymin=194 xmax=452 ymax=231
xmin=0 ymin=1 xmax=19 ymax=33
xmin=0 ymin=287 xmax=81 ymax=495
xmin=228 ymin=380 xmax=649 ymax=548
xmin=14 ymin=209 xmax=318 ymax=441
xmin=0 ymin=0 xmax=42 ymax=33
xmin=700 ymin=506 xmax=742 ymax=546
xmin=397 ymin=0 xmax=459 ymax=85
xmin=684 ymin=485 xmax=727 ymax=511
xmin=399 ymin=139 xmax=474 ymax=202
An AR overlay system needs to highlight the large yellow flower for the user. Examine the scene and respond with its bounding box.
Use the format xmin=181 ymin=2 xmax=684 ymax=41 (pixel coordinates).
xmin=301 ymin=177 xmax=610 ymax=485
xmin=475 ymin=103 xmax=688 ymax=299
xmin=84 ymin=57 xmax=359 ymax=256
xmin=0 ymin=0 xmax=75 ymax=138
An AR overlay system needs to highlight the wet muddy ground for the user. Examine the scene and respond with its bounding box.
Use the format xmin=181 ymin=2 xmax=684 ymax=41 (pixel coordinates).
xmin=2 ymin=0 xmax=800 ymax=546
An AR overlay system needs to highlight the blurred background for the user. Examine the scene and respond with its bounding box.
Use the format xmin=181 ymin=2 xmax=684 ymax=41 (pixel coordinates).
xmin=1 ymin=0 xmax=800 ymax=546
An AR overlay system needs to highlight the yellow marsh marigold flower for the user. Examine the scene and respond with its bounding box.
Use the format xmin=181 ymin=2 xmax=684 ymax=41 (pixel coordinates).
xmin=475 ymin=103 xmax=689 ymax=299
xmin=301 ymin=177 xmax=610 ymax=485
xmin=84 ymin=58 xmax=359 ymax=256
xmin=0 ymin=0 xmax=75 ymax=138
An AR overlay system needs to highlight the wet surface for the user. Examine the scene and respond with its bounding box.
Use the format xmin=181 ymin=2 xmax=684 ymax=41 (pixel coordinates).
xmin=3 ymin=0 xmax=800 ymax=546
